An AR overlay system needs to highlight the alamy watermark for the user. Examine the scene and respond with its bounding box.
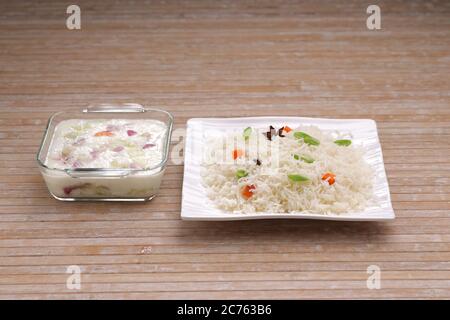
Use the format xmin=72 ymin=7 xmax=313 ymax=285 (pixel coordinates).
xmin=366 ymin=265 xmax=381 ymax=289
xmin=66 ymin=265 xmax=82 ymax=290
xmin=64 ymin=5 xmax=380 ymax=31
xmin=202 ymin=128 xmax=280 ymax=169
xmin=366 ymin=5 xmax=381 ymax=30
xmin=66 ymin=5 xmax=81 ymax=30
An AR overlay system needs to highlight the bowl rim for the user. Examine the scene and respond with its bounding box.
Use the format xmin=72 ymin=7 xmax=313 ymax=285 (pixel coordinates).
xmin=36 ymin=106 xmax=174 ymax=176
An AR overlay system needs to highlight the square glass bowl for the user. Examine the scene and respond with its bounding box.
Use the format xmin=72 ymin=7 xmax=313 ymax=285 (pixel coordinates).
xmin=36 ymin=104 xmax=173 ymax=201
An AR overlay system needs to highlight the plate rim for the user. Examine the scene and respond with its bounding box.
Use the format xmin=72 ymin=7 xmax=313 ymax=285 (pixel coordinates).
xmin=181 ymin=116 xmax=395 ymax=221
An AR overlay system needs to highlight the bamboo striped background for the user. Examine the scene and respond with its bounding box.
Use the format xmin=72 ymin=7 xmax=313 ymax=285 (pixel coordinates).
xmin=0 ymin=0 xmax=449 ymax=299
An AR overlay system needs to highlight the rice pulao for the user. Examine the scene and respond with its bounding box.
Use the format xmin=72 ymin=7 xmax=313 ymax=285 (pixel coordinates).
xmin=201 ymin=125 xmax=374 ymax=214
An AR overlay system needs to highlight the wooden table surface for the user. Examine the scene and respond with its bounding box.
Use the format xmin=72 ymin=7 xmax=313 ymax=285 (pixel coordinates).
xmin=0 ymin=0 xmax=449 ymax=299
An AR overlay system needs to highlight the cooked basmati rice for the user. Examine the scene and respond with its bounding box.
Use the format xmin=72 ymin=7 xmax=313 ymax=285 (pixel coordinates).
xmin=201 ymin=125 xmax=374 ymax=214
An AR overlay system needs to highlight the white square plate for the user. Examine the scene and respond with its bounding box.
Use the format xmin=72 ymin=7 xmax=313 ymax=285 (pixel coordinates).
xmin=181 ymin=117 xmax=395 ymax=221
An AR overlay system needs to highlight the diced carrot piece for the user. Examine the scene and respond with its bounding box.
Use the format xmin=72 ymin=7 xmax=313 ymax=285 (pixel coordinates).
xmin=232 ymin=149 xmax=244 ymax=160
xmin=321 ymin=172 xmax=335 ymax=180
xmin=241 ymin=184 xmax=256 ymax=199
xmin=283 ymin=126 xmax=292 ymax=133
xmin=94 ymin=131 xmax=114 ymax=137
xmin=322 ymin=172 xmax=336 ymax=185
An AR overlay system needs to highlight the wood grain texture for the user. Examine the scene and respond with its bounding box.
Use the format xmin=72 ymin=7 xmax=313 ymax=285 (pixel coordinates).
xmin=0 ymin=0 xmax=449 ymax=299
